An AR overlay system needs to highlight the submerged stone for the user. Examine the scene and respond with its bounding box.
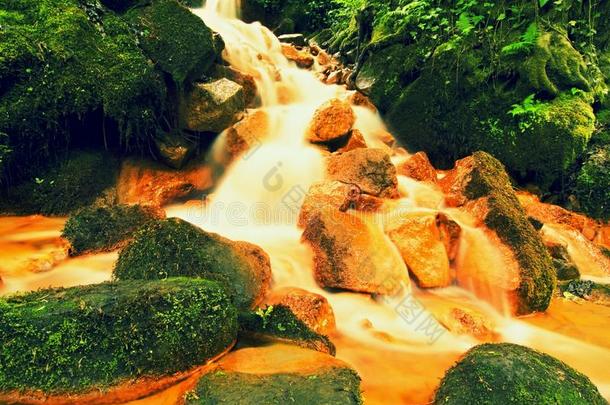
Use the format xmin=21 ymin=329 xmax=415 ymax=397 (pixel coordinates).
xmin=434 ymin=343 xmax=606 ymax=405
xmin=114 ymin=218 xmax=272 ymax=310
xmin=0 ymin=278 xmax=237 ymax=400
xmin=184 ymin=344 xmax=363 ymax=405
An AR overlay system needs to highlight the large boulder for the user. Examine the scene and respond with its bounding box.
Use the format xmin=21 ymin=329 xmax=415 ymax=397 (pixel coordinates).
xmin=223 ymin=109 xmax=269 ymax=164
xmin=385 ymin=212 xmax=453 ymax=288
xmin=184 ymin=344 xmax=362 ymax=405
xmin=180 ymin=78 xmax=245 ymax=133
xmin=434 ymin=343 xmax=606 ymax=405
xmin=307 ymin=99 xmax=356 ymax=144
xmin=326 ymin=148 xmax=398 ymax=198
xmin=302 ymin=208 xmax=409 ymax=295
xmin=62 ymin=204 xmax=163 ymax=255
xmin=439 ymin=152 xmax=556 ymax=315
xmin=0 ymin=278 xmax=237 ymax=403
xmin=114 ymin=218 xmax=272 ymax=310
xmin=127 ymin=0 xmax=219 ymax=85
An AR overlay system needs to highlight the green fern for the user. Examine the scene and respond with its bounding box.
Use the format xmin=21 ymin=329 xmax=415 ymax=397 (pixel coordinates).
xmin=501 ymin=22 xmax=539 ymax=55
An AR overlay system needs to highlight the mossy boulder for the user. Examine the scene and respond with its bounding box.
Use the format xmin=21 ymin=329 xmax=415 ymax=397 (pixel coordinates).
xmin=113 ymin=218 xmax=272 ymax=310
xmin=572 ymin=143 xmax=610 ymax=221
xmin=238 ymin=304 xmax=336 ymax=355
xmin=0 ymin=0 xmax=166 ymax=181
xmin=184 ymin=344 xmax=363 ymax=405
xmin=62 ymin=204 xmax=163 ymax=255
xmin=440 ymin=152 xmax=556 ymax=314
xmin=127 ymin=0 xmax=219 ymax=86
xmin=434 ymin=343 xmax=606 ymax=405
xmin=0 ymin=151 xmax=118 ymax=216
xmin=0 ymin=278 xmax=238 ymax=399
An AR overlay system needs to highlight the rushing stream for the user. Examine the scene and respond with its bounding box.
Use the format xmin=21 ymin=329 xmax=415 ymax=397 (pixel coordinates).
xmin=1 ymin=0 xmax=610 ymax=403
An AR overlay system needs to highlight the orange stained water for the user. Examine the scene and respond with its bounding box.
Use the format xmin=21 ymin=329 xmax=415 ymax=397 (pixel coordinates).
xmin=1 ymin=0 xmax=610 ymax=403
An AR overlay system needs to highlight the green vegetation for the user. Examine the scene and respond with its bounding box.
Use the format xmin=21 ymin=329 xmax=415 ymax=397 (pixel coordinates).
xmin=185 ymin=367 xmax=363 ymax=405
xmin=434 ymin=343 xmax=606 ymax=405
xmin=0 ymin=278 xmax=238 ymax=394
xmin=271 ymin=0 xmax=610 ymax=193
xmin=62 ymin=204 xmax=162 ymax=255
xmin=239 ymin=305 xmax=336 ymax=354
xmin=114 ymin=218 xmax=271 ymax=310
xmin=464 ymin=152 xmax=556 ymax=314
xmin=572 ymin=143 xmax=610 ymax=220
xmin=0 ymin=0 xmax=219 ymax=186
xmin=0 ymin=150 xmax=118 ymax=216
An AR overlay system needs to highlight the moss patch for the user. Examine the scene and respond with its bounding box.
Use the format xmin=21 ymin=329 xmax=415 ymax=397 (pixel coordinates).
xmin=465 ymin=152 xmax=556 ymax=314
xmin=186 ymin=367 xmax=362 ymax=405
xmin=238 ymin=305 xmax=335 ymax=355
xmin=434 ymin=343 xmax=606 ymax=405
xmin=0 ymin=278 xmax=238 ymax=395
xmin=62 ymin=204 xmax=162 ymax=255
xmin=0 ymin=150 xmax=118 ymax=216
xmin=572 ymin=143 xmax=610 ymax=221
xmin=113 ymin=218 xmax=271 ymax=310
xmin=127 ymin=0 xmax=218 ymax=86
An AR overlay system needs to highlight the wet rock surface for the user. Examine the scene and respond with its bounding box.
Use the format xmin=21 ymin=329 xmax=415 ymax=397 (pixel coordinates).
xmin=307 ymin=99 xmax=356 ymax=144
xmin=224 ymin=109 xmax=269 ymax=164
xmin=281 ymin=44 xmax=314 ymax=69
xmin=326 ymin=148 xmax=398 ymax=198
xmin=266 ymin=287 xmax=336 ymax=335
xmin=397 ymin=151 xmax=438 ymax=184
xmin=116 ymin=158 xmax=213 ymax=207
xmin=302 ymin=208 xmax=409 ymax=295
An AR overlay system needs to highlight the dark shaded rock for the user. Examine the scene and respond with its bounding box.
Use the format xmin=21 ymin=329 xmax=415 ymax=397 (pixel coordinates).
xmin=0 ymin=278 xmax=237 ymax=401
xmin=62 ymin=204 xmax=164 ymax=255
xmin=547 ymin=243 xmax=580 ymax=281
xmin=278 ymin=33 xmax=307 ymax=47
xmin=155 ymin=130 xmax=196 ymax=169
xmin=114 ymin=218 xmax=272 ymax=310
xmin=127 ymin=0 xmax=219 ymax=85
xmin=180 ymin=78 xmax=245 ymax=133
xmin=434 ymin=343 xmax=606 ymax=405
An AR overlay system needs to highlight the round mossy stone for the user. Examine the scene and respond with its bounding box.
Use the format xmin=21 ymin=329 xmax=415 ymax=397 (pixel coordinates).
xmin=113 ymin=218 xmax=271 ymax=310
xmin=434 ymin=343 xmax=606 ymax=405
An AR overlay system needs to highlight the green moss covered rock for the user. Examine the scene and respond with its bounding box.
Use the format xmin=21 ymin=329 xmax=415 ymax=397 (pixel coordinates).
xmin=239 ymin=304 xmax=336 ymax=355
xmin=441 ymin=152 xmax=556 ymax=314
xmin=0 ymin=278 xmax=238 ymax=396
xmin=184 ymin=344 xmax=362 ymax=405
xmin=127 ymin=0 xmax=219 ymax=86
xmin=0 ymin=151 xmax=118 ymax=216
xmin=434 ymin=343 xmax=606 ymax=405
xmin=62 ymin=204 xmax=163 ymax=255
xmin=114 ymin=218 xmax=272 ymax=310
